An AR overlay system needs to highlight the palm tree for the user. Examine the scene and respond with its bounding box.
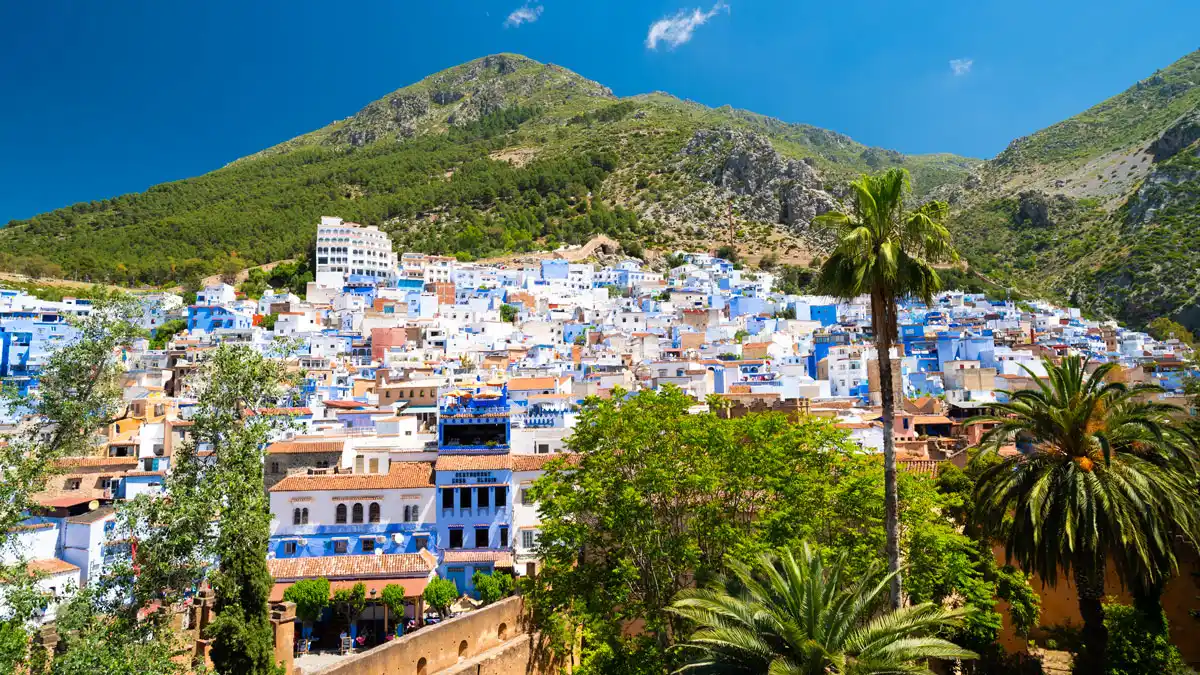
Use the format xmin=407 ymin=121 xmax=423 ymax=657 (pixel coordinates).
xmin=668 ymin=543 xmax=975 ymax=674
xmin=814 ymin=168 xmax=957 ymax=608
xmin=969 ymin=355 xmax=1199 ymax=673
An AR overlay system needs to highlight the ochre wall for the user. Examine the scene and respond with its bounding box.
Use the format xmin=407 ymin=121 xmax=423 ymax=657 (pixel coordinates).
xmin=995 ymin=545 xmax=1200 ymax=665
xmin=313 ymin=597 xmax=526 ymax=675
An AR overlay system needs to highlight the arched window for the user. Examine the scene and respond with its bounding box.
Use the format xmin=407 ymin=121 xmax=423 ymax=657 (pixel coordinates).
xmin=301 ymin=508 xmax=309 ymax=525
xmin=336 ymin=504 xmax=347 ymax=524
xmin=293 ymin=508 xmax=301 ymax=525
xmin=369 ymin=503 xmax=380 ymax=523
xmin=352 ymin=503 xmax=364 ymax=524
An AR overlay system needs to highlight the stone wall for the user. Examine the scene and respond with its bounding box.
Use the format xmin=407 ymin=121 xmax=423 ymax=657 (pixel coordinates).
xmin=314 ymin=597 xmax=531 ymax=675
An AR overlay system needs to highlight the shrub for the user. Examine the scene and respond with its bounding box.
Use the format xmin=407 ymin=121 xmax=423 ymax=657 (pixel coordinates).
xmin=1103 ymin=602 xmax=1187 ymax=675
xmin=472 ymin=570 xmax=514 ymax=606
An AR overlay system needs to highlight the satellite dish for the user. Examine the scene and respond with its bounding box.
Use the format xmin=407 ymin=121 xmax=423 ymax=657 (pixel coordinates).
xmin=88 ymin=500 xmax=99 ymax=511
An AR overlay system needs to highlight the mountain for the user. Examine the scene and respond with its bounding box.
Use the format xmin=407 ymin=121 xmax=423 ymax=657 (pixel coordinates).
xmin=943 ymin=49 xmax=1200 ymax=330
xmin=0 ymin=53 xmax=977 ymax=287
xmin=5 ymin=50 xmax=1197 ymax=332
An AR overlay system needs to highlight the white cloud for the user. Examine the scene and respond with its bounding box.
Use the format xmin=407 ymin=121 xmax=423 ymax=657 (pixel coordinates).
xmin=646 ymin=2 xmax=728 ymax=50
xmin=504 ymin=4 xmax=543 ymax=27
xmin=949 ymin=58 xmax=974 ymax=76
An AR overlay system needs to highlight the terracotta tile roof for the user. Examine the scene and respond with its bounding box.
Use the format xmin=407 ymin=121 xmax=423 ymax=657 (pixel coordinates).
xmin=912 ymin=415 xmax=953 ymax=426
xmin=35 ymin=495 xmax=101 ymax=508
xmin=323 ymin=400 xmax=368 ymax=410
xmin=53 ymin=457 xmax=139 ymax=468
xmin=249 ymin=407 xmax=312 ymax=416
xmin=27 ymin=558 xmax=80 ymax=576
xmin=442 ymin=550 xmax=514 ymax=565
xmin=270 ymin=577 xmax=428 ymax=603
xmin=6 ymin=522 xmax=55 ymax=532
xmin=268 ymin=461 xmax=435 ymax=492
xmin=266 ymin=440 xmax=345 ymax=455
xmin=268 ymin=552 xmax=434 ymax=581
xmin=508 ymin=376 xmax=567 ymax=392
xmin=435 ymin=454 xmax=513 ymax=471
xmin=512 ymin=453 xmax=580 ymax=472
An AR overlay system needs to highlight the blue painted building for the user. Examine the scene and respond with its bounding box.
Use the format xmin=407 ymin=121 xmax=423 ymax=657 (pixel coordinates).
xmin=435 ymin=384 xmax=513 ymax=596
xmin=187 ymin=305 xmax=252 ymax=333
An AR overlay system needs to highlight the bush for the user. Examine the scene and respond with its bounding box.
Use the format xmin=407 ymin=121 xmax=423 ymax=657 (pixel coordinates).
xmin=1103 ymin=602 xmax=1187 ymax=675
xmin=472 ymin=570 xmax=514 ymax=606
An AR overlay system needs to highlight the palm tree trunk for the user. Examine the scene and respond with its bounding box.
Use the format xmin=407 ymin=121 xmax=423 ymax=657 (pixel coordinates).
xmin=1073 ymin=560 xmax=1108 ymax=673
xmin=873 ymin=289 xmax=902 ymax=609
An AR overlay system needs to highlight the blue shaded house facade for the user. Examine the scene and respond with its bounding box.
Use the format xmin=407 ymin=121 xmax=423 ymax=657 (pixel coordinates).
xmin=435 ymin=384 xmax=513 ymax=596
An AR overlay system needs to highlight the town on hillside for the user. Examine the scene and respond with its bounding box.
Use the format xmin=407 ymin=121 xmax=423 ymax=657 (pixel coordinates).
xmin=2 ymin=215 xmax=1197 ymax=672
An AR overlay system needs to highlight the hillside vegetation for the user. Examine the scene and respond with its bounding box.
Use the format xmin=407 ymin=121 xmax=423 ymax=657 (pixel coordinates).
xmin=0 ymin=54 xmax=974 ymax=287
xmin=945 ymin=49 xmax=1200 ymax=331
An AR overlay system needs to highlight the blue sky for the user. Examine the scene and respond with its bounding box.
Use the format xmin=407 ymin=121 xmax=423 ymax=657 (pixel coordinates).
xmin=1 ymin=0 xmax=1197 ymax=223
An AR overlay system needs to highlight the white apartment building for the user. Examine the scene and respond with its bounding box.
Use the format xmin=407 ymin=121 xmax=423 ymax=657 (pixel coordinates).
xmin=314 ymin=216 xmax=398 ymax=288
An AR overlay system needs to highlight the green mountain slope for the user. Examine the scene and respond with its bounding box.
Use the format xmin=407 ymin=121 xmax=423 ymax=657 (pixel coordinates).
xmin=946 ymin=49 xmax=1200 ymax=331
xmin=0 ymin=54 xmax=976 ymax=286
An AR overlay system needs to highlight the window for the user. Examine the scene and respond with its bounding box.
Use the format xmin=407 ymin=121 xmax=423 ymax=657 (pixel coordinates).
xmin=355 ymin=457 xmax=365 ymax=473
xmin=293 ymin=508 xmax=302 ymax=525
xmin=403 ymin=505 xmax=420 ymax=523
xmin=368 ymin=458 xmax=380 ymax=474
xmin=413 ymin=535 xmax=428 ymax=550
xmin=448 ymin=529 xmax=463 ymax=549
xmin=333 ymin=540 xmax=348 ymax=554
xmin=499 ymin=526 xmax=508 ymax=548
xmin=284 ymin=541 xmax=297 ymax=555
xmin=99 ymin=477 xmax=112 ymax=491
xmin=301 ymin=508 xmax=309 ymax=524
xmin=270 ymin=461 xmax=280 ymax=474
xmin=520 ymin=488 xmax=533 ymax=506
xmin=442 ymin=489 xmax=454 ymax=510
xmin=352 ymin=503 xmax=364 ymax=523
xmin=66 ymin=478 xmax=81 ymax=491
xmin=536 ymin=444 xmax=549 ymax=454
xmin=459 ymin=487 xmax=472 ymax=509
xmin=475 ymin=527 xmax=489 ymax=548
xmin=521 ymin=530 xmax=537 ymax=548
xmin=143 ymin=458 xmax=155 ymax=472
xmin=361 ymin=538 xmax=375 ymax=553
xmin=495 ymin=485 xmax=507 ymax=507
xmin=336 ymin=504 xmax=347 ymax=524
xmin=316 ymin=460 xmax=329 ymax=469
xmin=369 ymin=502 xmax=380 ymax=523
xmin=477 ymin=487 xmax=490 ymax=509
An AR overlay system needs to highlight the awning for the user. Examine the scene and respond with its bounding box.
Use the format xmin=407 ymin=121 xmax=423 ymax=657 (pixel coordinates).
xmin=270 ymin=576 xmax=429 ymax=603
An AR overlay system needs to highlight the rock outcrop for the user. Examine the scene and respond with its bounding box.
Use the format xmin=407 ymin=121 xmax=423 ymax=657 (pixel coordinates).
xmin=677 ymin=129 xmax=839 ymax=242
xmin=1150 ymin=107 xmax=1200 ymax=162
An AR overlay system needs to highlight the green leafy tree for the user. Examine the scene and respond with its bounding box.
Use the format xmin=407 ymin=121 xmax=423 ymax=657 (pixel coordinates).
xmin=423 ymin=577 xmax=459 ymax=619
xmin=148 ymin=318 xmax=187 ymax=350
xmin=259 ymin=313 xmax=278 ymax=331
xmin=527 ymin=388 xmax=966 ymax=672
xmin=715 ymin=244 xmax=738 ymax=263
xmin=1146 ymin=316 xmax=1195 ymax=346
xmin=284 ymin=578 xmax=331 ymax=624
xmin=969 ymin=355 xmax=1200 ymax=673
xmin=0 ymin=297 xmax=142 ymax=673
xmin=333 ymin=583 xmax=366 ymax=635
xmin=669 ymin=543 xmax=976 ymax=674
xmin=199 ymin=346 xmax=293 ymax=674
xmin=46 ymin=583 xmax=188 ymax=675
xmin=815 ymin=167 xmax=957 ymax=608
xmin=119 ymin=344 xmax=295 ymax=675
xmin=499 ymin=304 xmax=518 ymax=324
xmin=381 ymin=584 xmax=409 ymax=634
xmin=471 ymin=571 xmax=514 ymax=606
